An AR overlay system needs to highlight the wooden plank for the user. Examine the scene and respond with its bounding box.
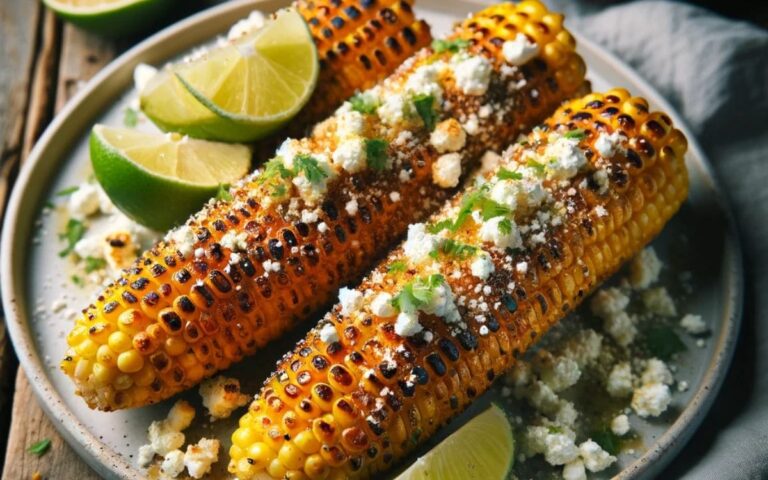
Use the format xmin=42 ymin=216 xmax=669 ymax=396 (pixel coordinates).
xmin=0 ymin=1 xmax=45 ymax=474
xmin=2 ymin=21 xmax=117 ymax=480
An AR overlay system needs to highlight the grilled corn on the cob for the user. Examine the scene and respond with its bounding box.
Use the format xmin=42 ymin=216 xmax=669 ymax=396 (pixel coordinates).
xmin=228 ymin=89 xmax=689 ymax=479
xmin=296 ymin=0 xmax=432 ymax=125
xmin=61 ymin=0 xmax=588 ymax=411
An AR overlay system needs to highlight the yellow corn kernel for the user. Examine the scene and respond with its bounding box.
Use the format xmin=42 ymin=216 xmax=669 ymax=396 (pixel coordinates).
xmin=246 ymin=443 xmax=276 ymax=470
xmin=96 ymin=345 xmax=117 ymax=367
xmin=108 ymin=331 xmax=132 ymax=353
xmin=304 ymin=454 xmax=329 ymax=480
xmin=278 ymin=443 xmax=307 ymax=471
xmin=117 ymin=350 xmax=144 ymax=373
xmin=164 ymin=336 xmax=187 ymax=356
xmin=293 ymin=430 xmax=321 ymax=455
xmin=75 ymin=339 xmax=98 ymax=359
xmin=92 ymin=363 xmax=116 ymax=385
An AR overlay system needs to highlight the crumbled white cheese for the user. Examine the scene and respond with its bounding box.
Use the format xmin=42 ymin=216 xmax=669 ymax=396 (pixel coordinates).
xmin=160 ymin=449 xmax=185 ymax=478
xmin=301 ymin=209 xmax=319 ymax=224
xmin=544 ymin=137 xmax=587 ymax=180
xmin=604 ymin=311 xmax=637 ymax=347
xmin=452 ymin=55 xmax=492 ymax=95
xmin=262 ymin=259 xmax=280 ymax=273
xmin=538 ymin=430 xmax=580 ymax=466
xmin=166 ymin=400 xmax=196 ymax=431
xmin=681 ymin=313 xmax=708 ymax=335
xmin=332 ymin=138 xmax=367 ymax=173
xmin=470 ymin=252 xmax=495 ymax=280
xmin=629 ymin=247 xmax=662 ymax=289
xmin=390 ymin=191 xmax=401 ymax=202
xmin=184 ymin=438 xmax=220 ymax=479
xmin=514 ymin=178 xmax=547 ymax=210
xmin=338 ymin=287 xmax=364 ymax=315
xmin=403 ymin=223 xmax=439 ymax=264
xmin=133 ymin=63 xmax=158 ymax=93
xmin=430 ymin=118 xmax=466 ymax=153
xmin=378 ymin=93 xmax=409 ymax=126
xmin=579 ymin=440 xmax=616 ymax=472
xmin=611 ymin=414 xmax=630 ymax=436
xmin=594 ymin=131 xmax=625 ymax=158
xmin=73 ymin=235 xmax=104 ymax=260
xmin=502 ymin=33 xmax=540 ymax=65
xmin=489 ymin=180 xmax=518 ymax=211
xmin=480 ymin=150 xmax=502 ymax=173
xmin=292 ymin=155 xmax=334 ymax=204
xmin=540 ymin=356 xmax=581 ymax=393
xmin=595 ymin=205 xmax=608 ymax=218
xmin=479 ymin=216 xmax=522 ymax=250
xmin=641 ymin=358 xmax=674 ymax=385
xmin=395 ymin=311 xmax=423 ymax=337
xmin=318 ymin=322 xmax=339 ymax=343
xmin=592 ymin=169 xmax=609 ymax=194
xmin=463 ymin=114 xmax=480 ymax=135
xmin=371 ymin=292 xmax=396 ymax=318
xmin=560 ymin=329 xmax=603 ymax=368
xmin=147 ymin=400 xmax=195 ymax=456
xmin=167 ymin=225 xmax=197 ymax=258
xmin=590 ymin=287 xmax=629 ymax=319
xmin=68 ymin=182 xmax=101 ymax=219
xmin=405 ymin=62 xmax=444 ymax=99
xmin=199 ymin=376 xmax=249 ymax=420
xmin=345 ymin=198 xmax=359 ymax=216
xmin=642 ymin=287 xmax=677 ymax=317
xmin=275 ymin=138 xmax=299 ymax=166
xmin=606 ymin=362 xmax=634 ymax=398
xmin=220 ymin=230 xmax=248 ymax=252
xmin=420 ymin=282 xmax=461 ymax=324
xmin=562 ymin=459 xmax=587 ymax=480
xmin=432 ymin=152 xmax=462 ymax=188
xmin=318 ymin=222 xmax=329 ymax=233
xmin=137 ymin=444 xmax=155 ymax=468
xmin=336 ymin=105 xmax=366 ymax=138
xmin=632 ymin=382 xmax=672 ymax=417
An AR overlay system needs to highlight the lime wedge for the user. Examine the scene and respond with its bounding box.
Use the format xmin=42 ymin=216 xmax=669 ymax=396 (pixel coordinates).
xmin=42 ymin=0 xmax=173 ymax=37
xmin=141 ymin=8 xmax=318 ymax=143
xmin=90 ymin=125 xmax=251 ymax=231
xmin=397 ymin=404 xmax=515 ymax=480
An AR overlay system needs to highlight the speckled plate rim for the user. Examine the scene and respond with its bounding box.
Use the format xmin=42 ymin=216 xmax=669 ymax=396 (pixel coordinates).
xmin=0 ymin=0 xmax=743 ymax=479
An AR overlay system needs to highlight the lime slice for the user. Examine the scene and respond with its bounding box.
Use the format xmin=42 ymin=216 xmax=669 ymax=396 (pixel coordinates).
xmin=42 ymin=0 xmax=173 ymax=37
xmin=397 ymin=404 xmax=515 ymax=480
xmin=90 ymin=125 xmax=251 ymax=231
xmin=141 ymin=8 xmax=318 ymax=143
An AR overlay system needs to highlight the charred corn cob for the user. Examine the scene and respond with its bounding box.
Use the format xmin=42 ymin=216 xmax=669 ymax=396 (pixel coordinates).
xmin=228 ymin=89 xmax=689 ymax=480
xmin=296 ymin=0 xmax=432 ymax=125
xmin=61 ymin=0 xmax=587 ymax=411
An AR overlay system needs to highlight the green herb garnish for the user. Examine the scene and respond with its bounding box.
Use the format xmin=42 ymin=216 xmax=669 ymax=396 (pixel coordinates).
xmin=643 ymin=326 xmax=687 ymax=360
xmin=44 ymin=200 xmax=55 ymax=209
xmin=387 ymin=261 xmax=407 ymax=273
xmin=58 ymin=219 xmax=86 ymax=257
xmin=294 ymin=154 xmax=329 ymax=184
xmin=431 ymin=238 xmax=478 ymax=260
xmin=564 ymin=128 xmax=586 ymax=140
xmin=497 ymin=168 xmax=523 ymax=181
xmin=123 ymin=107 xmax=139 ymax=127
xmin=431 ymin=38 xmax=470 ymax=54
xmin=392 ymin=274 xmax=446 ymax=312
xmin=412 ymin=94 xmax=437 ymax=132
xmin=27 ymin=439 xmax=51 ymax=456
xmin=261 ymin=158 xmax=293 ymax=183
xmin=349 ymin=93 xmax=379 ymax=114
xmin=271 ymin=184 xmax=287 ymax=197
xmin=215 ymin=184 xmax=233 ymax=202
xmin=498 ymin=218 xmax=513 ymax=235
xmin=55 ymin=185 xmax=79 ymax=197
xmin=590 ymin=428 xmax=621 ymax=455
xmin=427 ymin=219 xmax=454 ymax=235
xmin=71 ymin=275 xmax=84 ymax=287
xmin=84 ymin=256 xmax=107 ymax=273
xmin=365 ymin=138 xmax=389 ymax=171
xmin=526 ymin=158 xmax=546 ymax=174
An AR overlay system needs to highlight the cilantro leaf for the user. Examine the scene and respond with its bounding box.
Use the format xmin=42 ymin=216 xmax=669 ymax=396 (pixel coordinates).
xmin=412 ymin=94 xmax=437 ymax=131
xmin=431 ymin=38 xmax=470 ymax=54
xmin=433 ymin=238 xmax=478 ymax=260
xmin=215 ymin=184 xmax=233 ymax=202
xmin=498 ymin=218 xmax=513 ymax=235
xmin=71 ymin=275 xmax=84 ymax=287
xmin=480 ymin=198 xmax=511 ymax=221
xmin=643 ymin=326 xmax=687 ymax=360
xmin=427 ymin=219 xmax=454 ymax=234
xmin=497 ymin=168 xmax=523 ymax=181
xmin=294 ymin=154 xmax=329 ymax=184
xmin=271 ymin=184 xmax=287 ymax=198
xmin=56 ymin=185 xmax=79 ymax=197
xmin=590 ymin=428 xmax=621 ymax=455
xmin=526 ymin=158 xmax=546 ymax=174
xmin=27 ymin=438 xmax=51 ymax=456
xmin=392 ymin=274 xmax=446 ymax=312
xmin=365 ymin=138 xmax=389 ymax=171
xmin=564 ymin=128 xmax=586 ymax=140
xmin=123 ymin=107 xmax=139 ymax=127
xmin=84 ymin=256 xmax=107 ymax=273
xmin=349 ymin=93 xmax=378 ymax=114
xmin=58 ymin=219 xmax=86 ymax=257
xmin=387 ymin=261 xmax=407 ymax=273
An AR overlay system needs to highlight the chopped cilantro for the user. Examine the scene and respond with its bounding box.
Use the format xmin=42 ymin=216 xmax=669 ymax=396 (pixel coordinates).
xmin=123 ymin=107 xmax=139 ymax=127
xmin=547 ymin=425 xmax=564 ymax=434
xmin=84 ymin=256 xmax=107 ymax=273
xmin=480 ymin=198 xmax=511 ymax=221
xmin=412 ymin=94 xmax=437 ymax=131
xmin=387 ymin=261 xmax=407 ymax=273
xmin=215 ymin=184 xmax=233 ymax=202
xmin=643 ymin=326 xmax=686 ymax=360
xmin=431 ymin=238 xmax=477 ymax=260
xmin=349 ymin=93 xmax=378 ymax=114
xmin=497 ymin=168 xmax=523 ymax=181
xmin=260 ymin=157 xmax=293 ymax=183
xmin=271 ymin=184 xmax=287 ymax=197
xmin=55 ymin=185 xmax=79 ymax=197
xmin=294 ymin=154 xmax=329 ymax=184
xmin=427 ymin=219 xmax=454 ymax=234
xmin=498 ymin=218 xmax=513 ymax=235
xmin=431 ymin=38 xmax=470 ymax=54
xmin=564 ymin=128 xmax=586 ymax=140
xmin=365 ymin=138 xmax=389 ymax=171
xmin=27 ymin=438 xmax=51 ymax=456
xmin=526 ymin=158 xmax=546 ymax=174
xmin=58 ymin=219 xmax=86 ymax=257
xmin=71 ymin=275 xmax=84 ymax=287
xmin=590 ymin=428 xmax=621 ymax=455
xmin=392 ymin=274 xmax=446 ymax=312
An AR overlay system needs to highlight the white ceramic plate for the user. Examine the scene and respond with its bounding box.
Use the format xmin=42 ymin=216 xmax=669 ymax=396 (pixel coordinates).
xmin=1 ymin=0 xmax=743 ymax=479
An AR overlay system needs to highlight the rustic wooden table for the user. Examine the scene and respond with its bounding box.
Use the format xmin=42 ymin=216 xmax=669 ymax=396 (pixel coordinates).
xmin=0 ymin=1 xmax=764 ymax=479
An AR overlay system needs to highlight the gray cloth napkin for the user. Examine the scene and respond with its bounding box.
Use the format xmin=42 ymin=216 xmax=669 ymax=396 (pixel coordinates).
xmin=543 ymin=0 xmax=768 ymax=477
